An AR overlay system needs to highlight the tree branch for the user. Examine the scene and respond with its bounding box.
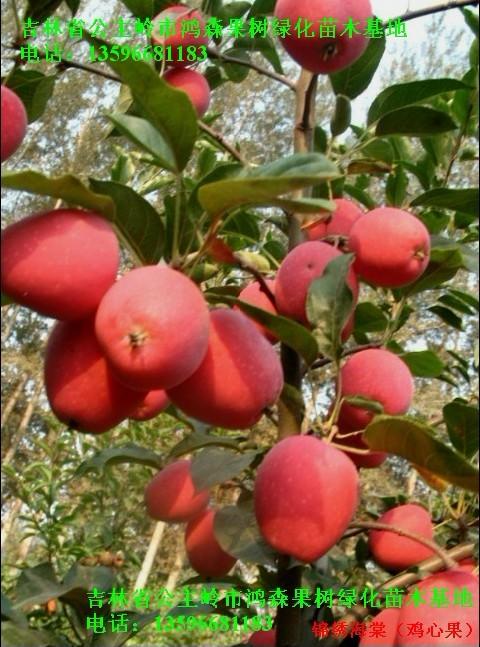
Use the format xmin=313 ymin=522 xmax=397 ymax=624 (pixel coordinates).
xmin=311 ymin=342 xmax=383 ymax=371
xmin=395 ymin=0 xmax=479 ymax=24
xmin=207 ymin=47 xmax=296 ymax=90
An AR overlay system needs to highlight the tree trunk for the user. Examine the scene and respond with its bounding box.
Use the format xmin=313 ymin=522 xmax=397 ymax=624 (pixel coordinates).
xmin=1 ymin=372 xmax=28 ymax=428
xmin=3 ymin=380 xmax=42 ymax=465
xmin=133 ymin=521 xmax=166 ymax=591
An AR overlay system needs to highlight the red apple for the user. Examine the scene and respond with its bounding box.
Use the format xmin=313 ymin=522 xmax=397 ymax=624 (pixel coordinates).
xmin=44 ymin=318 xmax=145 ymax=433
xmin=152 ymin=4 xmax=208 ymax=67
xmin=338 ymin=348 xmax=414 ymax=430
xmin=129 ymin=389 xmax=170 ymax=421
xmin=397 ymin=570 xmax=478 ymax=645
xmin=249 ymin=628 xmax=277 ymax=646
xmin=144 ymin=459 xmax=209 ymax=522
xmin=1 ymin=209 xmax=119 ymax=320
xmin=306 ymin=198 xmax=363 ymax=241
xmin=369 ymin=504 xmax=435 ymax=572
xmin=334 ymin=425 xmax=387 ymax=469
xmin=274 ymin=0 xmax=373 ymax=74
xmin=349 ymin=207 xmax=431 ymax=287
xmin=275 ymin=241 xmax=359 ymax=337
xmin=254 ymin=435 xmax=359 ymax=563
xmin=163 ymin=68 xmax=210 ymax=117
xmin=1 ymin=86 xmax=27 ymax=161
xmin=236 ymin=279 xmax=278 ymax=343
xmin=360 ymin=608 xmax=401 ymax=646
xmin=185 ymin=508 xmax=236 ymax=577
xmin=95 ymin=265 xmax=210 ymax=391
xmin=168 ymin=308 xmax=284 ymax=429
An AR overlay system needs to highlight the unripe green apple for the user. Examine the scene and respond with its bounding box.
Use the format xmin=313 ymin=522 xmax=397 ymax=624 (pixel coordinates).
xmin=306 ymin=198 xmax=363 ymax=241
xmin=275 ymin=241 xmax=359 ymax=338
xmin=274 ymin=0 xmax=373 ymax=74
xmin=44 ymin=319 xmax=146 ymax=433
xmin=163 ymin=68 xmax=210 ymax=117
xmin=168 ymin=308 xmax=284 ymax=429
xmin=369 ymin=504 xmax=435 ymax=572
xmin=338 ymin=348 xmax=414 ymax=430
xmin=185 ymin=508 xmax=236 ymax=577
xmin=144 ymin=459 xmax=209 ymax=522
xmin=360 ymin=608 xmax=401 ymax=646
xmin=249 ymin=628 xmax=276 ymax=646
xmin=1 ymin=209 xmax=119 ymax=320
xmin=129 ymin=389 xmax=170 ymax=421
xmin=349 ymin=207 xmax=430 ymax=287
xmin=254 ymin=435 xmax=359 ymax=563
xmin=95 ymin=265 xmax=210 ymax=391
xmin=152 ymin=4 xmax=208 ymax=67
xmin=397 ymin=570 xmax=478 ymax=645
xmin=237 ymin=279 xmax=278 ymax=343
xmin=1 ymin=86 xmax=27 ymax=161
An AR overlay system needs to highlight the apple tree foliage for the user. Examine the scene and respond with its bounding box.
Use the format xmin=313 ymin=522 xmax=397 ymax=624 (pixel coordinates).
xmin=1 ymin=1 xmax=479 ymax=646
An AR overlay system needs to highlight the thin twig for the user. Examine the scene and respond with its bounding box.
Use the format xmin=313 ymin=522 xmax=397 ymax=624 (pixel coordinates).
xmin=198 ymin=121 xmax=248 ymax=165
xmin=349 ymin=520 xmax=457 ymax=569
xmin=395 ymin=0 xmax=479 ymax=24
xmin=233 ymin=253 xmax=276 ymax=306
xmin=311 ymin=342 xmax=383 ymax=371
xmin=207 ymin=47 xmax=296 ymax=90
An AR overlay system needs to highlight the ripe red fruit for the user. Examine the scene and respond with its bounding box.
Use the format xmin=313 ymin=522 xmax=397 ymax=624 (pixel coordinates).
xmin=168 ymin=309 xmax=284 ymax=429
xmin=1 ymin=209 xmax=119 ymax=320
xmin=369 ymin=504 xmax=435 ymax=572
xmin=397 ymin=570 xmax=478 ymax=645
xmin=185 ymin=508 xmax=236 ymax=577
xmin=129 ymin=389 xmax=170 ymax=421
xmin=163 ymin=68 xmax=210 ymax=117
xmin=275 ymin=241 xmax=359 ymax=336
xmin=306 ymin=198 xmax=363 ymax=241
xmin=236 ymin=280 xmax=278 ymax=343
xmin=334 ymin=426 xmax=387 ymax=469
xmin=338 ymin=348 xmax=414 ymax=430
xmin=457 ymin=558 xmax=478 ymax=577
xmin=274 ymin=0 xmax=373 ymax=74
xmin=254 ymin=435 xmax=359 ymax=563
xmin=152 ymin=5 xmax=208 ymax=67
xmin=349 ymin=207 xmax=431 ymax=287
xmin=1 ymin=86 xmax=27 ymax=161
xmin=95 ymin=265 xmax=210 ymax=391
xmin=44 ymin=319 xmax=145 ymax=433
xmin=144 ymin=459 xmax=209 ymax=522
xmin=249 ymin=629 xmax=276 ymax=646
xmin=360 ymin=608 xmax=401 ymax=646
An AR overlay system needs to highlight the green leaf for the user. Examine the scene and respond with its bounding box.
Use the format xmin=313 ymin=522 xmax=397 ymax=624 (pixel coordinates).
xmin=367 ymin=78 xmax=472 ymax=124
xmin=222 ymin=48 xmax=251 ymax=82
xmin=375 ymin=107 xmax=457 ymax=137
xmin=108 ymin=114 xmax=176 ymax=171
xmin=354 ymin=302 xmax=388 ymax=334
xmin=330 ymin=34 xmax=386 ymax=100
xmin=1 ymin=593 xmax=28 ymax=627
xmin=233 ymin=35 xmax=284 ymax=74
xmin=428 ymin=305 xmax=463 ymax=330
xmin=13 ymin=563 xmax=65 ymax=609
xmin=386 ymin=165 xmax=408 ymax=207
xmin=6 ymin=69 xmax=56 ymax=123
xmin=168 ymin=431 xmax=245 ymax=458
xmin=1 ymin=293 xmax=13 ymax=307
xmin=89 ymin=179 xmax=164 ymax=264
xmin=401 ymin=351 xmax=445 ymax=378
xmin=343 ymin=396 xmax=384 ymax=414
xmin=402 ymin=244 xmax=464 ymax=295
xmin=198 ymin=153 xmax=339 ymax=216
xmin=1 ymin=624 xmax=65 ymax=647
xmin=364 ymin=416 xmax=479 ymax=493
xmin=330 ymin=94 xmax=351 ymax=136
xmin=190 ymin=448 xmax=258 ymax=490
xmin=343 ymin=183 xmax=376 ymax=210
xmin=360 ymin=139 xmax=394 ymax=165
xmin=26 ymin=0 xmax=63 ymax=24
xmin=411 ymin=188 xmax=479 ymax=216
xmin=306 ymin=254 xmax=354 ymax=359
xmin=121 ymin=1 xmax=171 ymax=20
xmin=75 ymin=443 xmax=163 ymax=476
xmin=462 ymin=8 xmax=479 ymax=36
xmin=443 ymin=401 xmax=479 ymax=458
xmin=88 ymin=38 xmax=197 ymax=172
xmin=1 ymin=171 xmax=114 ymax=217
xmin=206 ymin=292 xmax=319 ymax=366
xmin=214 ymin=504 xmax=277 ymax=567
